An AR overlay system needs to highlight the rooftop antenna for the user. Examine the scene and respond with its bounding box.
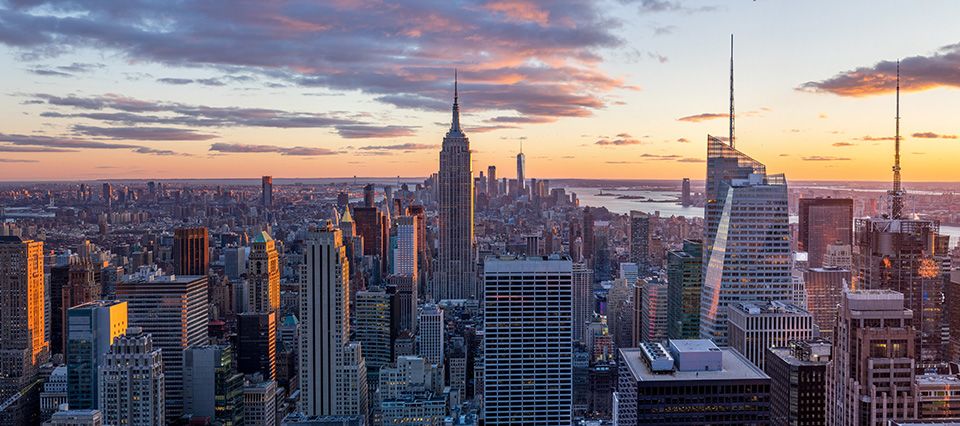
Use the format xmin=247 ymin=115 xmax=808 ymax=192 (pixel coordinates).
xmin=729 ymin=34 xmax=735 ymax=149
xmin=890 ymin=60 xmax=904 ymax=219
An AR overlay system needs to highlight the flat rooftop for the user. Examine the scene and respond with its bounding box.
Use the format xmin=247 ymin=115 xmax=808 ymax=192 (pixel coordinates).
xmin=620 ymin=346 xmax=769 ymax=383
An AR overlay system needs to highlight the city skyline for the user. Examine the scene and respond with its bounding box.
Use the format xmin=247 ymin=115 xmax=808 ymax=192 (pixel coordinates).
xmin=3 ymin=1 xmax=960 ymax=181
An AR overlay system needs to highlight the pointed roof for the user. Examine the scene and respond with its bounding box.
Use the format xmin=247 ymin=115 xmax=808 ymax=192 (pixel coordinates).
xmin=341 ymin=205 xmax=353 ymax=223
xmin=251 ymin=230 xmax=273 ymax=244
xmin=446 ymin=69 xmax=465 ymax=138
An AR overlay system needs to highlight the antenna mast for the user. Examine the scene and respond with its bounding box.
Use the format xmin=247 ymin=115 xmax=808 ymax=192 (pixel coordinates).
xmin=891 ymin=60 xmax=904 ymax=219
xmin=729 ymin=34 xmax=735 ymax=149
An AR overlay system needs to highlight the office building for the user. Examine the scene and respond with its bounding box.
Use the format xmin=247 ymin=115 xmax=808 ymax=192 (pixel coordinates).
xmin=516 ymin=144 xmax=526 ymax=195
xmin=117 ymin=267 xmax=208 ymax=418
xmin=183 ymin=345 xmax=244 ymax=425
xmin=299 ymin=223 xmax=367 ymax=417
xmin=639 ymin=279 xmax=668 ymax=343
xmin=262 ymin=175 xmax=273 ymax=207
xmin=247 ymin=231 xmax=280 ymax=314
xmin=46 ymin=409 xmax=103 ymax=426
xmin=66 ymin=301 xmax=127 ymax=410
xmin=224 ymin=245 xmax=247 ymax=282
xmin=354 ymin=288 xmax=392 ymax=381
xmin=435 ymin=79 xmax=477 ymax=301
xmin=418 ymin=304 xmax=444 ymax=367
xmin=377 ymin=355 xmax=446 ymax=426
xmin=803 ymin=266 xmax=850 ymax=338
xmin=487 ymin=165 xmax=497 ymax=197
xmin=798 ymin=198 xmax=853 ymax=268
xmin=613 ymin=339 xmax=771 ymax=425
xmin=61 ymin=261 xmax=101 ymax=352
xmin=667 ymin=240 xmax=703 ymax=340
xmin=40 ymin=366 xmax=68 ymax=420
xmin=573 ymin=262 xmax=593 ymax=344
xmin=915 ymin=373 xmax=960 ymax=420
xmin=98 ymin=327 xmax=164 ymax=426
xmin=353 ymin=206 xmax=388 ymax=270
xmin=386 ymin=274 xmax=418 ymax=335
xmin=0 ymin=236 xmax=48 ymax=400
xmin=629 ymin=211 xmax=651 ymax=268
xmin=765 ymin=339 xmax=831 ymax=426
xmin=728 ymin=301 xmax=814 ymax=370
xmin=827 ymin=290 xmax=918 ymax=426
xmin=701 ymin=136 xmax=792 ymax=345
xmin=483 ymin=255 xmax=573 ymax=425
xmin=173 ymin=227 xmax=209 ymax=276
xmin=237 ymin=312 xmax=278 ymax=381
xmin=393 ymin=216 xmax=419 ymax=280
xmin=244 ymin=375 xmax=278 ymax=426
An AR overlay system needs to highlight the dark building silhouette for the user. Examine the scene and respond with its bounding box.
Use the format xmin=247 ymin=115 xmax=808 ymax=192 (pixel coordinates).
xmin=236 ymin=312 xmax=277 ymax=381
xmin=173 ymin=227 xmax=209 ymax=276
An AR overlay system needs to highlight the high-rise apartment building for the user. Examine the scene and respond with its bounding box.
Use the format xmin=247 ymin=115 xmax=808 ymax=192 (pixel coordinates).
xmin=173 ymin=227 xmax=209 ymax=276
xmin=798 ymin=198 xmax=853 ymax=268
xmin=261 ymin=175 xmax=273 ymax=207
xmin=98 ymin=327 xmax=164 ymax=426
xmin=0 ymin=236 xmax=48 ymax=400
xmin=236 ymin=312 xmax=277 ymax=381
xmin=183 ymin=345 xmax=244 ymax=425
xmin=629 ymin=211 xmax=651 ymax=268
xmin=117 ymin=268 xmax=208 ymax=419
xmin=299 ymin=223 xmax=367 ymax=417
xmin=727 ymin=301 xmax=814 ymax=370
xmin=765 ymin=339 xmax=831 ymax=426
xmin=247 ymin=231 xmax=280 ymax=313
xmin=483 ymin=255 xmax=573 ymax=425
xmin=66 ymin=301 xmax=127 ymax=410
xmin=435 ymin=79 xmax=477 ymax=301
xmin=573 ymin=262 xmax=593 ymax=344
xmin=701 ymin=136 xmax=792 ymax=345
xmin=613 ymin=339 xmax=771 ymax=425
xmin=827 ymin=290 xmax=918 ymax=426
xmin=681 ymin=177 xmax=691 ymax=207
xmin=667 ymin=240 xmax=703 ymax=340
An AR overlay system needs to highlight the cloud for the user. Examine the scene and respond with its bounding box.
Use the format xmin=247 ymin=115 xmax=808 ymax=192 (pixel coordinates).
xmin=209 ymin=143 xmax=339 ymax=156
xmin=595 ymin=133 xmax=642 ymax=146
xmin=640 ymin=153 xmax=681 ymax=160
xmin=652 ymin=25 xmax=675 ymax=36
xmin=0 ymin=158 xmax=38 ymax=163
xmin=0 ymin=133 xmax=141 ymax=149
xmin=358 ymin=143 xmax=438 ymax=151
xmin=0 ymin=144 xmax=73 ymax=152
xmin=832 ymin=142 xmax=855 ymax=147
xmin=912 ymin=132 xmax=957 ymax=139
xmin=677 ymin=112 xmax=728 ymax=122
xmin=676 ymin=157 xmax=704 ymax=163
xmin=798 ymin=42 xmax=960 ymax=96
xmin=857 ymin=135 xmax=895 ymax=141
xmin=676 ymin=137 xmax=689 ymax=143
xmin=133 ymin=147 xmax=190 ymax=156
xmin=157 ymin=77 xmax=227 ymax=86
xmin=27 ymin=62 xmax=104 ymax=77
xmin=72 ymin=125 xmax=218 ymax=141
xmin=803 ymin=156 xmax=851 ymax=161
xmin=627 ymin=0 xmax=717 ymax=13
xmin=335 ymin=125 xmax=418 ymax=139
xmin=0 ymin=0 xmax=626 ymax=123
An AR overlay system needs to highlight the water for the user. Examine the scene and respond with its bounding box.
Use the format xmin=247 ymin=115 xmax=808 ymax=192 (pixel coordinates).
xmin=567 ymin=186 xmax=960 ymax=246
xmin=565 ymin=187 xmax=703 ymax=218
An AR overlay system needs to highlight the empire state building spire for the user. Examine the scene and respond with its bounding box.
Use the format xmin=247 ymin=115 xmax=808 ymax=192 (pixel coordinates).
xmin=450 ymin=69 xmax=462 ymax=133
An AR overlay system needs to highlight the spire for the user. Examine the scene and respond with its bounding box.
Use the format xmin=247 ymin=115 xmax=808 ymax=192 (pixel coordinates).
xmin=450 ymin=69 xmax=462 ymax=133
xmin=729 ymin=34 xmax=735 ymax=149
xmin=891 ymin=60 xmax=904 ymax=219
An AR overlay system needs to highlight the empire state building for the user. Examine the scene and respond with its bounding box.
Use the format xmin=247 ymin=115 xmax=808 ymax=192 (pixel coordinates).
xmin=434 ymin=76 xmax=477 ymax=301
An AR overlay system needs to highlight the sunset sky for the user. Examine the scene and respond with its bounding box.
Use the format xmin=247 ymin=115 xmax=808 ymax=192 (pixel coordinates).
xmin=2 ymin=0 xmax=960 ymax=181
